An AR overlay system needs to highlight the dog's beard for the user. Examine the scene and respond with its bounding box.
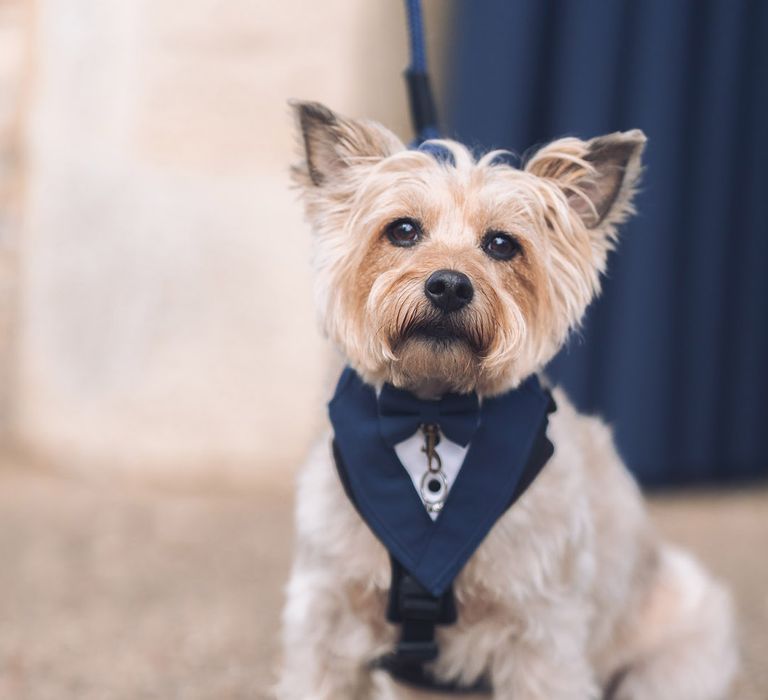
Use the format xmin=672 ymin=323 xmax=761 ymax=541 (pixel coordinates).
xmin=386 ymin=310 xmax=490 ymax=396
xmin=364 ymin=284 xmax=530 ymax=396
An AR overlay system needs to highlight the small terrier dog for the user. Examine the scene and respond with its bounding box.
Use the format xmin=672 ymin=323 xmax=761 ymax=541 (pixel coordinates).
xmin=277 ymin=101 xmax=737 ymax=700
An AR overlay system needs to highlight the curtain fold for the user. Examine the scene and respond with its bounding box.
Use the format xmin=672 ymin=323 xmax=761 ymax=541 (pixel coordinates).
xmin=446 ymin=0 xmax=768 ymax=485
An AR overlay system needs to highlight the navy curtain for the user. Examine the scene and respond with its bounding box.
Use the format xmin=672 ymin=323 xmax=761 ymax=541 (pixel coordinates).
xmin=445 ymin=0 xmax=768 ymax=486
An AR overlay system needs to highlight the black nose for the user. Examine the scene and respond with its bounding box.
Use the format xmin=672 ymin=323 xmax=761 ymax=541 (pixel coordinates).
xmin=424 ymin=269 xmax=474 ymax=313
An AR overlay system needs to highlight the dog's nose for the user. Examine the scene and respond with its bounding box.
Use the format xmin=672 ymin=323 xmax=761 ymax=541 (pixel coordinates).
xmin=424 ymin=269 xmax=474 ymax=313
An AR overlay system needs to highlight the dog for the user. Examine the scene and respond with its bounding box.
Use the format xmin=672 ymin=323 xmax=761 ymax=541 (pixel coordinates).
xmin=276 ymin=101 xmax=738 ymax=700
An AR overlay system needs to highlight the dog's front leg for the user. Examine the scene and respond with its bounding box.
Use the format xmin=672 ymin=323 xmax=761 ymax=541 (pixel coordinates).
xmin=489 ymin=607 xmax=598 ymax=700
xmin=276 ymin=561 xmax=378 ymax=700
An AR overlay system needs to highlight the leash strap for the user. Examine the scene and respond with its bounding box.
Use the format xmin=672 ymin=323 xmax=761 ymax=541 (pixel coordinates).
xmin=404 ymin=0 xmax=439 ymax=142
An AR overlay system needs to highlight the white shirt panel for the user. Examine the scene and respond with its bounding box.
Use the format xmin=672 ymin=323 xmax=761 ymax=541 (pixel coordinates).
xmin=394 ymin=433 xmax=470 ymax=520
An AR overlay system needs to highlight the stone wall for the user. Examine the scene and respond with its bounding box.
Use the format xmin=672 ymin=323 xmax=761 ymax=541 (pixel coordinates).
xmin=11 ymin=1 xmax=447 ymax=482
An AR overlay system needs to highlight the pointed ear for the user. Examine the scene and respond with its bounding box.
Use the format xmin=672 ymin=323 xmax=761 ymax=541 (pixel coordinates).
xmin=525 ymin=130 xmax=647 ymax=229
xmin=290 ymin=100 xmax=404 ymax=187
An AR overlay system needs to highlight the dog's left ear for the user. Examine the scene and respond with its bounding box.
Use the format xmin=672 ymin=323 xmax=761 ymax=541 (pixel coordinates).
xmin=525 ymin=130 xmax=646 ymax=229
xmin=290 ymin=100 xmax=403 ymax=188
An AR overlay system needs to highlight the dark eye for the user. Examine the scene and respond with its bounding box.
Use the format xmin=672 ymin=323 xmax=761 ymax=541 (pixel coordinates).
xmin=385 ymin=218 xmax=422 ymax=247
xmin=482 ymin=231 xmax=521 ymax=261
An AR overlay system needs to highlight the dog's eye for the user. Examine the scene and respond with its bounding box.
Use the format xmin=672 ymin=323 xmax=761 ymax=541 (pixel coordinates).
xmin=385 ymin=218 xmax=422 ymax=247
xmin=482 ymin=231 xmax=521 ymax=261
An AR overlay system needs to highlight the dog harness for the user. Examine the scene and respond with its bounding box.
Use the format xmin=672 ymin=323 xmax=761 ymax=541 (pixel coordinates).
xmin=329 ymin=368 xmax=556 ymax=693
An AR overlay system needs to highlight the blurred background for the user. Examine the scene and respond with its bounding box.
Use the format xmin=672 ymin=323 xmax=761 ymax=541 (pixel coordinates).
xmin=0 ymin=1 xmax=765 ymax=698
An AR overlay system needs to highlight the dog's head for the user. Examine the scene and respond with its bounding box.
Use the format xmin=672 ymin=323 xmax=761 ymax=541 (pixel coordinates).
xmin=291 ymin=101 xmax=645 ymax=397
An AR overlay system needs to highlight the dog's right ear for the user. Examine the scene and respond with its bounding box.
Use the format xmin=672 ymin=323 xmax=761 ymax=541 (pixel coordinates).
xmin=290 ymin=101 xmax=403 ymax=187
xmin=525 ymin=130 xmax=646 ymax=231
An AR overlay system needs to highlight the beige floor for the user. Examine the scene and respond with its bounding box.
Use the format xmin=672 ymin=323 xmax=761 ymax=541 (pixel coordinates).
xmin=0 ymin=463 xmax=765 ymax=699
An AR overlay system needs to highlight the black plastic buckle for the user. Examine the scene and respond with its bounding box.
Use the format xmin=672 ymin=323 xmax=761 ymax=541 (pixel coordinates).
xmin=374 ymin=557 xmax=493 ymax=694
xmin=386 ymin=558 xmax=457 ymax=625
xmin=396 ymin=638 xmax=439 ymax=663
xmin=384 ymin=558 xmax=457 ymax=665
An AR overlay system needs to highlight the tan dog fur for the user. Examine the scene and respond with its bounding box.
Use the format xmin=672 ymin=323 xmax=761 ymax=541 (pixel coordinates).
xmin=276 ymin=102 xmax=738 ymax=700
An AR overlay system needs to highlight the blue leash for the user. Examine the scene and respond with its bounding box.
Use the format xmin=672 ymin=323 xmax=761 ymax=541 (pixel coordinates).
xmin=405 ymin=0 xmax=428 ymax=72
xmin=404 ymin=0 xmax=440 ymax=143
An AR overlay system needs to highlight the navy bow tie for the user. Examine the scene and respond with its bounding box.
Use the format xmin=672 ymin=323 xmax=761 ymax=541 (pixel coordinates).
xmin=377 ymin=383 xmax=480 ymax=447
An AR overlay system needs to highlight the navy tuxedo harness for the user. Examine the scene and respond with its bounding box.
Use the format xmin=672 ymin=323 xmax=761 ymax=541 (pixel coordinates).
xmin=329 ymin=368 xmax=556 ymax=693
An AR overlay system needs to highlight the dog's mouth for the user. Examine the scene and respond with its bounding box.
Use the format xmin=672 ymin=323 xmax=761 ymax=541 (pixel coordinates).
xmin=413 ymin=321 xmax=463 ymax=342
xmin=397 ymin=317 xmax=484 ymax=354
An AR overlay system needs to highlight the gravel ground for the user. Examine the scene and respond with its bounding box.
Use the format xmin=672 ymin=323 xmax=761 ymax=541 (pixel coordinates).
xmin=0 ymin=464 xmax=765 ymax=699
